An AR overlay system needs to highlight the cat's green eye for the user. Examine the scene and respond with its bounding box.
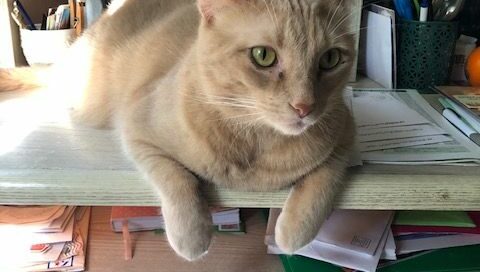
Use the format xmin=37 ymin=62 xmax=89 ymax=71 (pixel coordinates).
xmin=319 ymin=48 xmax=341 ymax=70
xmin=251 ymin=46 xmax=277 ymax=68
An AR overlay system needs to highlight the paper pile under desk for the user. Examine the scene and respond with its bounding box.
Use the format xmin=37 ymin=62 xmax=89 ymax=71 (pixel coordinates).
xmin=265 ymin=209 xmax=395 ymax=272
xmin=349 ymin=89 xmax=480 ymax=164
xmin=0 ymin=206 xmax=91 ymax=272
xmin=267 ymin=210 xmax=480 ymax=272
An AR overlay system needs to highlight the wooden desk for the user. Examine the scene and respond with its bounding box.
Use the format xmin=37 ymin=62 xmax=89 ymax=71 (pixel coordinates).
xmin=1 ymin=83 xmax=480 ymax=210
xmin=2 ymin=80 xmax=480 ymax=272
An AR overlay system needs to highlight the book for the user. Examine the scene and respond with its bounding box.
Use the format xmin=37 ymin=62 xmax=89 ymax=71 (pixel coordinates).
xmin=393 ymin=211 xmax=476 ymax=228
xmin=395 ymin=232 xmax=480 ymax=254
xmin=110 ymin=206 xmax=241 ymax=232
xmin=393 ymin=212 xmax=480 ymax=235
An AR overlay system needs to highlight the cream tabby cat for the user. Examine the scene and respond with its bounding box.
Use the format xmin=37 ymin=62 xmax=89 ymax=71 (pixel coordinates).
xmin=0 ymin=0 xmax=356 ymax=261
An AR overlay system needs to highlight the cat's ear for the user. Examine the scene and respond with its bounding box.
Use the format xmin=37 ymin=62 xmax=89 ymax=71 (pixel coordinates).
xmin=197 ymin=0 xmax=241 ymax=25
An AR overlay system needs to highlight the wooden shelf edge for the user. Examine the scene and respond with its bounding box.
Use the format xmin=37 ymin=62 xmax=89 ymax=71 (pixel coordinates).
xmin=1 ymin=169 xmax=479 ymax=210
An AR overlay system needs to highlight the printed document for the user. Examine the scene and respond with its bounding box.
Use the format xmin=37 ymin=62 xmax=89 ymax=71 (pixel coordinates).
xmin=352 ymin=89 xmax=480 ymax=164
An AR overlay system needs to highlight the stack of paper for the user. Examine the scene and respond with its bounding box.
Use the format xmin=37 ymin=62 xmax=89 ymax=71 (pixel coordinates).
xmin=354 ymin=91 xmax=450 ymax=152
xmin=0 ymin=206 xmax=91 ymax=272
xmin=265 ymin=209 xmax=395 ymax=272
xmin=349 ymin=89 xmax=480 ymax=164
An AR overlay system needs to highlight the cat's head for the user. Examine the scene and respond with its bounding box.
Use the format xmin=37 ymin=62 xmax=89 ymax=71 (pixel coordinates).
xmin=194 ymin=0 xmax=356 ymax=136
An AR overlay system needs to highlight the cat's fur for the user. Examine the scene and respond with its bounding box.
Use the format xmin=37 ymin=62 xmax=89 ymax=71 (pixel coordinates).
xmin=0 ymin=0 xmax=357 ymax=261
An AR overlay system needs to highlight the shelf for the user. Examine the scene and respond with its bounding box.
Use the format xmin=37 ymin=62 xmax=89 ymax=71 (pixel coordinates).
xmin=87 ymin=207 xmax=282 ymax=272
xmin=1 ymin=85 xmax=480 ymax=210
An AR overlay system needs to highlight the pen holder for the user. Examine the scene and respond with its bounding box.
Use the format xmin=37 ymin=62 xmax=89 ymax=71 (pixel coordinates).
xmin=397 ymin=20 xmax=459 ymax=90
xmin=20 ymin=28 xmax=76 ymax=65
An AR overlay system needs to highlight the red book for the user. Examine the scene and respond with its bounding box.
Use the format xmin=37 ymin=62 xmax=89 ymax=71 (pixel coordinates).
xmin=393 ymin=212 xmax=480 ymax=235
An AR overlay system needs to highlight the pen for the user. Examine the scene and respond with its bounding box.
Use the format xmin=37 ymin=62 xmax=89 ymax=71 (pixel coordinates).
xmin=419 ymin=0 xmax=429 ymax=22
xmin=13 ymin=0 xmax=36 ymax=30
xmin=442 ymin=107 xmax=480 ymax=146
xmin=439 ymin=97 xmax=480 ymax=133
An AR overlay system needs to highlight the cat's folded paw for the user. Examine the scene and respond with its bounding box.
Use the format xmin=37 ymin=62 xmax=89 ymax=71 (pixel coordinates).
xmin=163 ymin=207 xmax=213 ymax=261
xmin=274 ymin=211 xmax=317 ymax=254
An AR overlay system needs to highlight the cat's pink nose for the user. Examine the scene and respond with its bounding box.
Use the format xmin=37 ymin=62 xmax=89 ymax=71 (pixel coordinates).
xmin=290 ymin=103 xmax=313 ymax=118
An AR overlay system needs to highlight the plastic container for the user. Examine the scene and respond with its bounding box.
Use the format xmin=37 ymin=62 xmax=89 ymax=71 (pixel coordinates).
xmin=396 ymin=20 xmax=459 ymax=89
xmin=20 ymin=28 xmax=76 ymax=65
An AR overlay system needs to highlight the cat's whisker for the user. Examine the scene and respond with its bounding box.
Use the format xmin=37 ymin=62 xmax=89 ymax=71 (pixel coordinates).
xmin=329 ymin=8 xmax=362 ymax=36
xmin=184 ymin=93 xmax=258 ymax=110
xmin=326 ymin=0 xmax=344 ymax=34
xmin=210 ymin=97 xmax=257 ymax=106
xmin=194 ymin=93 xmax=257 ymax=105
xmin=210 ymin=112 xmax=263 ymax=122
xmin=202 ymin=101 xmax=258 ymax=110
xmin=328 ymin=0 xmax=384 ymax=36
xmin=323 ymin=1 xmax=334 ymax=33
xmin=271 ymin=1 xmax=280 ymax=33
xmin=262 ymin=0 xmax=280 ymax=34
xmin=332 ymin=26 xmax=371 ymax=41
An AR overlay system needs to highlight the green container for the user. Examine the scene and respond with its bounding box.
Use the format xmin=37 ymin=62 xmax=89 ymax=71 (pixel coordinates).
xmin=397 ymin=20 xmax=458 ymax=90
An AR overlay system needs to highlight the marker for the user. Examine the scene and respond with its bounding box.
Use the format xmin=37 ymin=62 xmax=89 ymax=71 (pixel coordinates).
xmin=419 ymin=0 xmax=429 ymax=22
xmin=439 ymin=97 xmax=480 ymax=133
xmin=442 ymin=107 xmax=480 ymax=146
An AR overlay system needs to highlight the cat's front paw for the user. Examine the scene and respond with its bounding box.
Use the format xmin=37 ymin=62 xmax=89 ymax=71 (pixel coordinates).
xmin=274 ymin=210 xmax=319 ymax=254
xmin=163 ymin=206 xmax=213 ymax=261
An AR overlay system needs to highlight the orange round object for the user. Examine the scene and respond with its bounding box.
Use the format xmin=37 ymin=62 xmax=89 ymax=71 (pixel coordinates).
xmin=466 ymin=47 xmax=480 ymax=87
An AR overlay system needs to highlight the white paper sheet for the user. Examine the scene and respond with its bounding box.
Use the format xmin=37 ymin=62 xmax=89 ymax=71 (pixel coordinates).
xmin=396 ymin=233 xmax=480 ymax=254
xmin=314 ymin=210 xmax=394 ymax=256
xmin=344 ymin=88 xmax=363 ymax=167
xmin=355 ymin=89 xmax=480 ymax=164
xmin=265 ymin=209 xmax=394 ymax=272
xmin=369 ymin=4 xmax=397 ymax=88
xmin=362 ymin=11 xmax=393 ymax=88
xmin=359 ymin=135 xmax=452 ymax=152
xmin=381 ymin=230 xmax=397 ymax=261
xmin=358 ymin=124 xmax=446 ymax=143
xmin=353 ymin=91 xmax=431 ymax=131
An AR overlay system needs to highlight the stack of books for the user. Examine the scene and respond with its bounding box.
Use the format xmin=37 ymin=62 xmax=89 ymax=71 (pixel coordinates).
xmin=10 ymin=0 xmax=85 ymax=33
xmin=110 ymin=206 xmax=243 ymax=233
xmin=266 ymin=210 xmax=480 ymax=272
xmin=111 ymin=206 xmax=244 ymax=260
xmin=0 ymin=206 xmax=91 ymax=272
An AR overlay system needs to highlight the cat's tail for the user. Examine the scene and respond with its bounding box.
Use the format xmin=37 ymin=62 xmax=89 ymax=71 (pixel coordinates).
xmin=0 ymin=65 xmax=51 ymax=92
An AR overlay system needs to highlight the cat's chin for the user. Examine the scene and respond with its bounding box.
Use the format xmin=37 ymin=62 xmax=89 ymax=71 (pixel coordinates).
xmin=273 ymin=120 xmax=312 ymax=136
